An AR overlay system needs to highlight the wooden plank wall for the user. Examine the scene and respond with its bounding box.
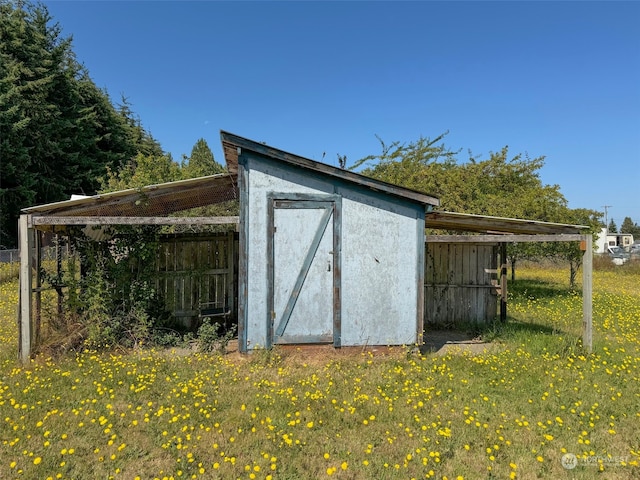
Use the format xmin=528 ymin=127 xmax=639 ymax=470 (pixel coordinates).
xmin=156 ymin=235 xmax=494 ymax=330
xmin=157 ymin=233 xmax=236 ymax=329
xmin=425 ymin=242 xmax=498 ymax=327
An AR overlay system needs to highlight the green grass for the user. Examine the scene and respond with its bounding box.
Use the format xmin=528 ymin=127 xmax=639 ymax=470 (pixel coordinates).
xmin=0 ymin=264 xmax=639 ymax=480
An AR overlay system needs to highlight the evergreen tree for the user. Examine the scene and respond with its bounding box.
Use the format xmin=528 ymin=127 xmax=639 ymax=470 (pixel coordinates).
xmin=0 ymin=1 xmax=159 ymax=247
xmin=181 ymin=138 xmax=226 ymax=179
xmin=608 ymin=219 xmax=617 ymax=234
xmin=116 ymin=96 xmax=164 ymax=158
xmin=620 ymin=216 xmax=640 ymax=236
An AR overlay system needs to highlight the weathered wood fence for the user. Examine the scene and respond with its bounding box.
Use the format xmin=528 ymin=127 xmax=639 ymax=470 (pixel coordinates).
xmin=157 ymin=237 xmax=500 ymax=330
xmin=157 ymin=232 xmax=237 ymax=329
xmin=425 ymin=242 xmax=499 ymax=327
xmin=8 ymin=234 xmax=499 ymax=334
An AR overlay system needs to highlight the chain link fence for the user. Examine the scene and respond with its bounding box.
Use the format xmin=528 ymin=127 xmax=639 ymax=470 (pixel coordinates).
xmin=0 ymin=247 xmax=70 ymax=283
xmin=0 ymin=249 xmax=19 ymax=282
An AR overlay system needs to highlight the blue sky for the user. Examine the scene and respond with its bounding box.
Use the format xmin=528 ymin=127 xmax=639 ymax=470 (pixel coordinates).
xmin=43 ymin=1 xmax=640 ymax=226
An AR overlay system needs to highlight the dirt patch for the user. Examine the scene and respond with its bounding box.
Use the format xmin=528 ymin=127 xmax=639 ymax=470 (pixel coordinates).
xmin=276 ymin=344 xmax=407 ymax=364
xmin=161 ymin=333 xmax=496 ymax=362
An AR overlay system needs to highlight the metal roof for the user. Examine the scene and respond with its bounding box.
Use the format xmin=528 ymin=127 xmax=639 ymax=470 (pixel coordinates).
xmin=425 ymin=211 xmax=589 ymax=235
xmin=221 ymin=131 xmax=440 ymax=208
xmin=22 ymin=174 xmax=238 ymax=217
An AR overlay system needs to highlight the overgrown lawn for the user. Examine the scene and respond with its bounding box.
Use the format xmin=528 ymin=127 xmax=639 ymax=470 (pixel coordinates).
xmin=1 ymin=264 xmax=638 ymax=479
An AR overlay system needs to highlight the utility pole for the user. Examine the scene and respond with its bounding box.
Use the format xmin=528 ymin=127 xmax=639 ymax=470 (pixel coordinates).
xmin=602 ymin=205 xmax=612 ymax=243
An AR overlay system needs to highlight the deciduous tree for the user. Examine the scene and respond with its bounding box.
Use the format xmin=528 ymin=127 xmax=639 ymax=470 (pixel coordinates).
xmin=100 ymin=153 xmax=181 ymax=193
xmin=356 ymin=133 xmax=600 ymax=285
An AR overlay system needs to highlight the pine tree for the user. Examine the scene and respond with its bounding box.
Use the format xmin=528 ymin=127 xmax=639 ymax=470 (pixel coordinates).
xmin=619 ymin=216 xmax=640 ymax=237
xmin=116 ymin=96 xmax=164 ymax=159
xmin=0 ymin=1 xmax=158 ymax=247
xmin=181 ymin=138 xmax=226 ymax=179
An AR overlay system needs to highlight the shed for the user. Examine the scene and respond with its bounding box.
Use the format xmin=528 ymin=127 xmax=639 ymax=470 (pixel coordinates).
xmin=17 ymin=132 xmax=593 ymax=362
xmin=221 ymin=132 xmax=440 ymax=351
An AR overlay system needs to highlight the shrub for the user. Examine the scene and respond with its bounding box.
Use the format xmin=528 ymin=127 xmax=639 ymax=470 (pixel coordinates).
xmin=47 ymin=225 xmax=178 ymax=351
xmin=196 ymin=319 xmax=236 ymax=354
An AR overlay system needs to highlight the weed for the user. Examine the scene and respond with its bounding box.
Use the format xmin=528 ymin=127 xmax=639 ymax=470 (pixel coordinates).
xmin=1 ymin=264 xmax=639 ymax=479
xmin=196 ymin=318 xmax=236 ymax=354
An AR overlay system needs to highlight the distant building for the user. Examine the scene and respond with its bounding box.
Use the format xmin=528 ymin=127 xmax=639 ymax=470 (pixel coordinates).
xmin=595 ymin=228 xmax=634 ymax=253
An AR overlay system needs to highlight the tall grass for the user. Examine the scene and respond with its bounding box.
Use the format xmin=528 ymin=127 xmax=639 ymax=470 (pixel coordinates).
xmin=0 ymin=263 xmax=638 ymax=480
xmin=0 ymin=260 xmax=19 ymax=283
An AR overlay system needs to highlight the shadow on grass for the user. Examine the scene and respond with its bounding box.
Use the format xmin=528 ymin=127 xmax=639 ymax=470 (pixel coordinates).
xmin=494 ymin=319 xmax=558 ymax=336
xmin=484 ymin=318 xmax=585 ymax=356
xmin=422 ymin=276 xmax=586 ymax=356
xmin=421 ymin=329 xmax=483 ymax=354
xmin=421 ymin=319 xmax=585 ymax=357
xmin=509 ymin=278 xmax=577 ymax=300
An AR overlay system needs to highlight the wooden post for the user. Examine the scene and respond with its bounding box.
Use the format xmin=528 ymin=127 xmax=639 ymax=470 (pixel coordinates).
xmin=18 ymin=215 xmax=34 ymax=364
xmin=237 ymin=150 xmax=248 ymax=352
xmin=56 ymin=235 xmax=63 ymax=318
xmin=500 ymin=243 xmax=507 ymax=322
xmin=227 ymin=230 xmax=235 ymax=320
xmin=582 ymin=234 xmax=593 ymax=353
xmin=34 ymin=230 xmax=42 ymax=348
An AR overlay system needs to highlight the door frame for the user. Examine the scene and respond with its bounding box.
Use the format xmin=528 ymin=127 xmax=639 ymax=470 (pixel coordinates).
xmin=266 ymin=192 xmax=342 ymax=348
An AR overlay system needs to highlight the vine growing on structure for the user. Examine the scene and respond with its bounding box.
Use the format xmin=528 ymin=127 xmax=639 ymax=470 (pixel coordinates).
xmin=50 ymin=225 xmax=184 ymax=351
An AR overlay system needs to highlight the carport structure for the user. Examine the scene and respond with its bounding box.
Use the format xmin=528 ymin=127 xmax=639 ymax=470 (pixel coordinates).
xmin=17 ymin=132 xmax=593 ymax=363
xmin=18 ymin=174 xmax=239 ymax=363
xmin=423 ymin=211 xmax=592 ymax=346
